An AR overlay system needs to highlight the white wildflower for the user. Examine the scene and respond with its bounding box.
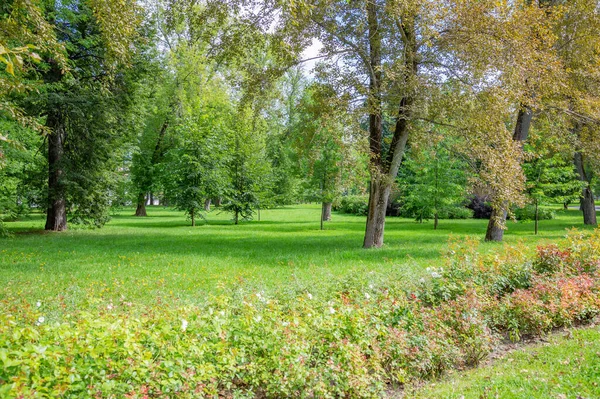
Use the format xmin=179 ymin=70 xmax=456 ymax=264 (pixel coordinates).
xmin=181 ymin=319 xmax=188 ymax=332
xmin=107 ymin=303 xmax=114 ymax=310
xmin=419 ymin=278 xmax=426 ymax=283
xmin=306 ymin=292 xmax=313 ymax=300
xmin=254 ymin=315 xmax=262 ymax=323
xmin=36 ymin=316 xmax=45 ymax=325
xmin=329 ymin=307 xmax=336 ymax=314
xmin=282 ymin=321 xmax=290 ymax=327
xmin=364 ymin=293 xmax=371 ymax=300
xmin=431 ymin=272 xmax=441 ymax=278
xmin=36 ymin=301 xmax=41 ymax=308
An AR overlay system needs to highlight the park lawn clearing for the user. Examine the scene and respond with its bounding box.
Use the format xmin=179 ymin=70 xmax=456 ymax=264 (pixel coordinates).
xmin=410 ymin=325 xmax=600 ymax=399
xmin=0 ymin=204 xmax=593 ymax=316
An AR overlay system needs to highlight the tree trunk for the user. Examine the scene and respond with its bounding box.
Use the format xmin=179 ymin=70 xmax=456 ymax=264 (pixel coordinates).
xmin=234 ymin=210 xmax=239 ymax=225
xmin=45 ymin=109 xmax=67 ymax=231
xmin=434 ymin=212 xmax=439 ymax=230
xmin=322 ymin=202 xmax=332 ymax=222
xmin=362 ymin=6 xmax=414 ymax=248
xmin=191 ymin=209 xmax=195 ymax=227
xmin=135 ymin=192 xmax=147 ymax=216
xmin=535 ymin=201 xmax=539 ymax=235
xmin=149 ymin=192 xmax=154 ymax=206
xmin=484 ymin=106 xmax=532 ymax=241
xmin=216 ymin=197 xmax=222 ymax=207
xmin=574 ymin=152 xmax=597 ymax=225
xmin=485 ymin=208 xmax=508 ymax=242
xmin=564 ymin=202 xmax=569 ymax=210
xmin=204 ymin=199 xmax=211 ymax=212
xmin=580 ymin=188 xmax=597 ymax=225
xmin=363 ymin=178 xmax=393 ymax=248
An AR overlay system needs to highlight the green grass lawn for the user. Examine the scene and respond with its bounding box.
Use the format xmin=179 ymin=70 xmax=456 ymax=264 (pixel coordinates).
xmin=0 ymin=205 xmax=595 ymax=312
xmin=411 ymin=326 xmax=600 ymax=399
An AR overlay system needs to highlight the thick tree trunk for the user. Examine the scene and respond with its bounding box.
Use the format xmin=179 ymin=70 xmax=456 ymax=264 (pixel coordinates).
xmin=322 ymin=202 xmax=332 ymax=222
xmin=135 ymin=192 xmax=147 ymax=216
xmin=485 ymin=208 xmax=508 ymax=242
xmin=204 ymin=199 xmax=211 ymax=212
xmin=364 ymin=178 xmax=393 ymax=248
xmin=362 ymin=6 xmax=414 ymax=248
xmin=45 ymin=110 xmax=67 ymax=231
xmin=581 ymin=188 xmax=597 ymax=225
xmin=484 ymin=106 xmax=532 ymax=241
xmin=574 ymin=152 xmax=597 ymax=225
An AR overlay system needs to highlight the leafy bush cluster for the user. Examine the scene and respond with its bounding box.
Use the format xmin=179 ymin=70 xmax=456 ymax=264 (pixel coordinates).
xmin=512 ymin=205 xmax=556 ymax=221
xmin=333 ymin=195 xmax=369 ymax=216
xmin=2 ymin=230 xmax=600 ymax=398
xmin=397 ymin=205 xmax=474 ymax=220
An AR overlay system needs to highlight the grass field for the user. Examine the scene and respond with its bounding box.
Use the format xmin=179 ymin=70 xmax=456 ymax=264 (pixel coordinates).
xmin=0 ymin=204 xmax=595 ymax=311
xmin=411 ymin=326 xmax=600 ymax=398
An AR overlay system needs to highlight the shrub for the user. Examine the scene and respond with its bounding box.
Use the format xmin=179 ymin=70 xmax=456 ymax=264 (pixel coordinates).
xmin=398 ymin=206 xmax=473 ymax=220
xmin=513 ymin=205 xmax=555 ymax=221
xmin=334 ymin=195 xmax=369 ymax=216
xmin=466 ymin=195 xmax=492 ymax=219
xmin=1 ymin=230 xmax=600 ymax=397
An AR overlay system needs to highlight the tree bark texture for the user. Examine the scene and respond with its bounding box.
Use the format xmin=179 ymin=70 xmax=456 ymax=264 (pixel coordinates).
xmin=45 ymin=109 xmax=67 ymax=231
xmin=135 ymin=192 xmax=147 ymax=216
xmin=485 ymin=209 xmax=508 ymax=242
xmin=204 ymin=198 xmax=211 ymax=212
xmin=574 ymin=152 xmax=597 ymax=225
xmin=321 ymin=202 xmax=332 ymax=222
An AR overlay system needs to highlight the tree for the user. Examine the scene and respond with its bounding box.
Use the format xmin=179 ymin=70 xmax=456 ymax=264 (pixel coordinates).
xmin=399 ymin=139 xmax=469 ymax=229
xmin=8 ymin=0 xmax=142 ymax=231
xmin=293 ymin=83 xmax=362 ymax=228
xmin=523 ymin=152 xmax=583 ymax=234
xmin=222 ymin=106 xmax=270 ymax=225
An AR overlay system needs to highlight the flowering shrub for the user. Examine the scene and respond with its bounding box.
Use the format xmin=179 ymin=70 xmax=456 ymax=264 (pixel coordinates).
xmin=1 ymin=230 xmax=600 ymax=398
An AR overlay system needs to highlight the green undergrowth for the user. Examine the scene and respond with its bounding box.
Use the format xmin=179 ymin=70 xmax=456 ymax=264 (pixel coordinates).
xmin=2 ymin=228 xmax=600 ymax=398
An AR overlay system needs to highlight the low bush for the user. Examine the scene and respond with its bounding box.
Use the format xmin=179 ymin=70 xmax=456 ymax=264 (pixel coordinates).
xmin=398 ymin=206 xmax=473 ymax=220
xmin=334 ymin=195 xmax=369 ymax=216
xmin=2 ymin=230 xmax=600 ymax=398
xmin=513 ymin=205 xmax=556 ymax=221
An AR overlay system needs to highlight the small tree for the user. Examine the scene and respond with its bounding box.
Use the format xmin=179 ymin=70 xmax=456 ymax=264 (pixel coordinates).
xmin=293 ymin=84 xmax=362 ymax=229
xmin=399 ymin=139 xmax=468 ymax=229
xmin=523 ymin=152 xmax=582 ymax=235
xmin=222 ymin=108 xmax=270 ymax=225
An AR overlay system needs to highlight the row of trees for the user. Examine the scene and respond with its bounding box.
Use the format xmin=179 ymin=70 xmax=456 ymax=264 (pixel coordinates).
xmin=1 ymin=0 xmax=599 ymax=247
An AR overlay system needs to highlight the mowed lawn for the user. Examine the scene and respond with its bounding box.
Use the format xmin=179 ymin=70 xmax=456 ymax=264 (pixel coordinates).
xmin=0 ymin=204 xmax=596 ymax=312
xmin=411 ymin=326 xmax=600 ymax=399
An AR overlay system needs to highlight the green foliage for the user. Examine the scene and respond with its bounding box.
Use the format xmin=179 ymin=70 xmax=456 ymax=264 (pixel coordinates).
xmin=334 ymin=195 xmax=369 ymax=216
xmin=513 ymin=205 xmax=555 ymax=221
xmin=222 ymin=108 xmax=270 ymax=224
xmin=523 ymin=151 xmax=583 ymax=208
xmin=398 ymin=141 xmax=470 ymax=225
